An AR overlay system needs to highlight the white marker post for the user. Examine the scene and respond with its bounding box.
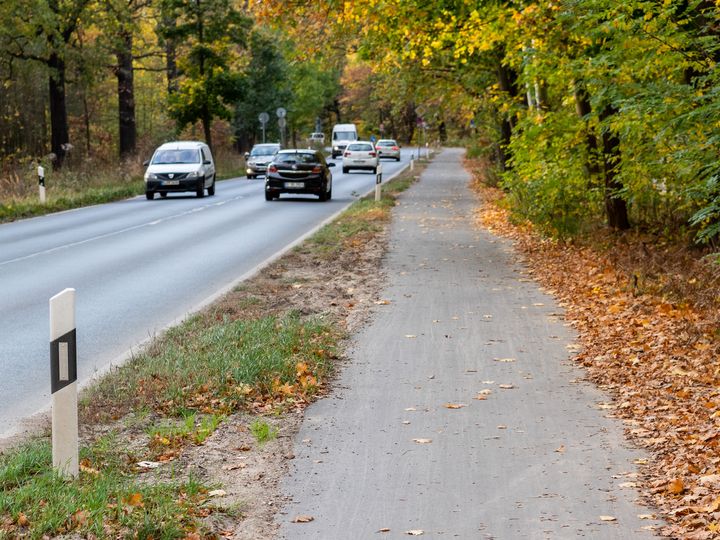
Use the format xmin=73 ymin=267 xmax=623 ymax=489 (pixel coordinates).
xmin=38 ymin=165 xmax=46 ymax=204
xmin=375 ymin=163 xmax=383 ymax=202
xmin=49 ymin=288 xmax=78 ymax=478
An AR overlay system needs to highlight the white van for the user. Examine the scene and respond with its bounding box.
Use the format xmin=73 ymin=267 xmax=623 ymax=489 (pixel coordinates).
xmin=331 ymin=123 xmax=358 ymax=158
xmin=144 ymin=141 xmax=216 ymax=199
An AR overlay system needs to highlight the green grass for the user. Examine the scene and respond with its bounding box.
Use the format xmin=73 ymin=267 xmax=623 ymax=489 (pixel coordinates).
xmin=249 ymin=420 xmax=278 ymax=445
xmin=87 ymin=312 xmax=339 ymax=421
xmin=0 ymin=436 xmax=212 ymax=539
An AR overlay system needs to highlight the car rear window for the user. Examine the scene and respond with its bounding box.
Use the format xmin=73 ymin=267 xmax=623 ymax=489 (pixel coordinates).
xmin=275 ymin=152 xmax=318 ymax=164
xmin=348 ymin=143 xmax=374 ymax=151
xmin=377 ymin=140 xmax=396 ymax=146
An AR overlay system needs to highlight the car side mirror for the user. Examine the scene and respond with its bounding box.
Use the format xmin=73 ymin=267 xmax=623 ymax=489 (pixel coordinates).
xmin=143 ymin=159 xmax=149 ymax=167
xmin=327 ymin=162 xmax=336 ymax=167
xmin=244 ymin=152 xmax=249 ymax=159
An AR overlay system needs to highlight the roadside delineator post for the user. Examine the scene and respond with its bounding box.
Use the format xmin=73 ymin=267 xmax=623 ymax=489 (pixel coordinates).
xmin=38 ymin=165 xmax=46 ymax=204
xmin=375 ymin=163 xmax=383 ymax=202
xmin=50 ymin=288 xmax=78 ymax=478
xmin=410 ymin=155 xmax=415 ymax=171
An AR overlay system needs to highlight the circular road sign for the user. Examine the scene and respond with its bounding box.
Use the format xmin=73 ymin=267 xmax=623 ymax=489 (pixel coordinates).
xmin=258 ymin=112 xmax=269 ymax=124
xmin=276 ymin=107 xmax=287 ymax=118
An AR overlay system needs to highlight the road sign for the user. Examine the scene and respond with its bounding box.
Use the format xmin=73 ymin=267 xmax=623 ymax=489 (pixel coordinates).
xmin=276 ymin=107 xmax=287 ymax=119
xmin=259 ymin=112 xmax=269 ymax=124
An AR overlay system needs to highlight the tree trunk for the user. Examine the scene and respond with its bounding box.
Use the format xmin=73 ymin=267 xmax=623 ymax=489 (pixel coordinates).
xmin=117 ymin=31 xmax=136 ymax=159
xmin=573 ymin=82 xmax=600 ymax=177
xmin=598 ymin=104 xmax=630 ymax=230
xmin=163 ymin=15 xmax=179 ymax=95
xmin=48 ymin=51 xmax=70 ymax=168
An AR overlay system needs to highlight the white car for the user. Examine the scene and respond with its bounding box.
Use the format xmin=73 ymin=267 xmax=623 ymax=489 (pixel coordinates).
xmin=144 ymin=141 xmax=216 ymax=199
xmin=375 ymin=139 xmax=401 ymax=161
xmin=342 ymin=141 xmax=379 ymax=174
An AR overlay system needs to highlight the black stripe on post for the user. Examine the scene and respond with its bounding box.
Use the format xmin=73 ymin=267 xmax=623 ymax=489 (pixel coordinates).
xmin=50 ymin=329 xmax=77 ymax=394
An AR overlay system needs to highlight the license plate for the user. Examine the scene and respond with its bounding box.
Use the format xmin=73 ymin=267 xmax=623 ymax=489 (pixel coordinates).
xmin=285 ymin=182 xmax=304 ymax=189
xmin=163 ymin=180 xmax=179 ymax=186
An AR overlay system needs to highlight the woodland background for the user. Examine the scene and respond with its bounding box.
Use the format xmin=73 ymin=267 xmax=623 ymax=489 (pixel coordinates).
xmin=2 ymin=0 xmax=720 ymax=246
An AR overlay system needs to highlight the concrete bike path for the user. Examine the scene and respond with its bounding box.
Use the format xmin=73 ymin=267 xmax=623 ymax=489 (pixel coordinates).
xmin=277 ymin=148 xmax=662 ymax=539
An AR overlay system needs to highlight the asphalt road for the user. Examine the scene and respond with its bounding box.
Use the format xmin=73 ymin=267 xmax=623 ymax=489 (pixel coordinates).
xmin=278 ymin=148 xmax=663 ymax=539
xmin=0 ymin=155 xmax=408 ymax=440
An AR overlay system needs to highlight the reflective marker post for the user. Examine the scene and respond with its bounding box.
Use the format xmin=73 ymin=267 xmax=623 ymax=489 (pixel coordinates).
xmin=375 ymin=163 xmax=383 ymax=202
xmin=50 ymin=288 xmax=78 ymax=478
xmin=38 ymin=165 xmax=46 ymax=204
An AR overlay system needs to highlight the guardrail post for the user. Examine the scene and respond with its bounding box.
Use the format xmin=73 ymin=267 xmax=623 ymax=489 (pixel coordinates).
xmin=50 ymin=288 xmax=79 ymax=478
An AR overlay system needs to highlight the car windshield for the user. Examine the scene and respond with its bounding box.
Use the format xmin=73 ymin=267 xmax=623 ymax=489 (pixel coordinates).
xmin=251 ymin=146 xmax=278 ymax=157
xmin=348 ymin=143 xmax=374 ymax=151
xmin=334 ymin=131 xmax=357 ymax=140
xmin=152 ymin=149 xmax=200 ymax=164
xmin=275 ymin=152 xmax=318 ymax=164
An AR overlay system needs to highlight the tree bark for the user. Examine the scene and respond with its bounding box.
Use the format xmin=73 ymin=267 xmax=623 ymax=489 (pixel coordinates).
xmin=116 ymin=31 xmax=136 ymax=159
xmin=48 ymin=51 xmax=70 ymax=168
xmin=598 ymin=104 xmax=630 ymax=230
xmin=573 ymin=82 xmax=600 ymax=177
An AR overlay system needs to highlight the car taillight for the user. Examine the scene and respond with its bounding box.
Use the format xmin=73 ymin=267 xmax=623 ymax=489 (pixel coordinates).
xmin=268 ymin=165 xmax=278 ymax=173
xmin=312 ymin=165 xmax=322 ymax=173
xmin=392 ymin=146 xmax=399 ymax=150
xmin=344 ymin=151 xmax=351 ymax=157
xmin=369 ymin=152 xmax=376 ymax=157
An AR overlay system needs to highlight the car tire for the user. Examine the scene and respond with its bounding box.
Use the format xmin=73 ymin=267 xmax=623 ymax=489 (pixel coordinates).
xmin=342 ymin=167 xmax=349 ymax=174
xmin=247 ymin=174 xmax=254 ymax=180
xmin=146 ymin=191 xmax=154 ymax=200
xmin=160 ymin=192 xmax=167 ymax=198
xmin=372 ymin=167 xmax=377 ymax=174
xmin=208 ymin=179 xmax=215 ymax=196
xmin=265 ymin=191 xmax=274 ymax=201
xmin=396 ymin=156 xmax=401 ymax=161
xmin=327 ymin=186 xmax=332 ymax=201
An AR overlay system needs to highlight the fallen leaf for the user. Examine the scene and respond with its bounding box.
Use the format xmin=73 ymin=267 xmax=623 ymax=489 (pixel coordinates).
xmin=208 ymin=489 xmax=226 ymax=497
xmin=637 ymin=514 xmax=655 ymax=520
xmin=374 ymin=300 xmax=391 ymax=305
xmin=17 ymin=512 xmax=29 ymax=527
xmin=498 ymin=384 xmax=514 ymax=389
xmin=413 ymin=438 xmax=432 ymax=444
xmin=404 ymin=407 xmax=417 ymax=411
xmin=293 ymin=515 xmax=314 ymax=523
xmin=222 ymin=463 xmax=247 ymax=471
xmin=378 ymin=528 xmax=391 ymax=533
xmin=619 ymin=482 xmax=638 ymax=488
xmin=497 ymin=425 xmax=507 ymax=429
xmin=555 ymin=445 xmax=566 ymax=453
xmin=494 ymin=357 xmax=516 ymax=363
xmin=444 ymin=403 xmax=467 ymax=409
xmin=136 ymin=461 xmax=161 ymax=469
xmin=599 ymin=515 xmax=617 ymax=522
xmin=668 ymin=478 xmax=685 ymax=494
xmin=406 ymin=531 xmax=424 ymax=536
xmin=405 ymin=334 xmax=417 ymax=339
xmin=125 ymin=493 xmax=144 ymax=507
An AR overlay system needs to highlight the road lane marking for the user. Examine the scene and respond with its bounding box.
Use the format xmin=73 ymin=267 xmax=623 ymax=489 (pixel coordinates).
xmin=0 ymin=195 xmax=245 ymax=267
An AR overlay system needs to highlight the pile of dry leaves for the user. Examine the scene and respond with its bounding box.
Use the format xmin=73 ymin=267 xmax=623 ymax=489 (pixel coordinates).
xmin=470 ymin=164 xmax=720 ymax=539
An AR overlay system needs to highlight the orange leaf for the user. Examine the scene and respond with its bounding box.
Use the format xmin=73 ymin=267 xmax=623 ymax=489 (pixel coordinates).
xmin=668 ymin=479 xmax=684 ymax=494
xmin=293 ymin=515 xmax=314 ymax=523
xmin=126 ymin=492 xmax=144 ymax=507
xmin=444 ymin=403 xmax=467 ymax=409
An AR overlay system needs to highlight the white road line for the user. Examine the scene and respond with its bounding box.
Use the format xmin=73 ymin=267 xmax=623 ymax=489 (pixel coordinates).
xmin=0 ymin=195 xmax=245 ymax=267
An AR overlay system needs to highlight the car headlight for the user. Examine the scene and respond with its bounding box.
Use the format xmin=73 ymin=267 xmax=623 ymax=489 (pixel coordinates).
xmin=144 ymin=173 xmax=157 ymax=181
xmin=187 ymin=170 xmax=200 ymax=179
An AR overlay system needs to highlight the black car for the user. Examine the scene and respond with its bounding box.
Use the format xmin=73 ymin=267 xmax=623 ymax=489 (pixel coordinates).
xmin=264 ymin=149 xmax=335 ymax=201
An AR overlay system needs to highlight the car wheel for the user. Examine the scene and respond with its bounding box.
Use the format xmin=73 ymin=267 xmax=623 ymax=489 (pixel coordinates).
xmin=146 ymin=191 xmax=154 ymax=200
xmin=196 ymin=181 xmax=205 ymax=198
xmin=247 ymin=174 xmax=254 ymax=180
xmin=342 ymin=167 xmax=349 ymax=174
xmin=160 ymin=192 xmax=167 ymax=198
xmin=265 ymin=191 xmax=274 ymax=201
xmin=327 ymin=186 xmax=332 ymax=201
xmin=372 ymin=167 xmax=377 ymax=174
xmin=396 ymin=156 xmax=401 ymax=161
xmin=208 ymin=179 xmax=215 ymax=196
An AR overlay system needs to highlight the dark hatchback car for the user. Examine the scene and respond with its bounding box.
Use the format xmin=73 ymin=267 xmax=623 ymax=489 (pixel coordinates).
xmin=264 ymin=149 xmax=335 ymax=201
